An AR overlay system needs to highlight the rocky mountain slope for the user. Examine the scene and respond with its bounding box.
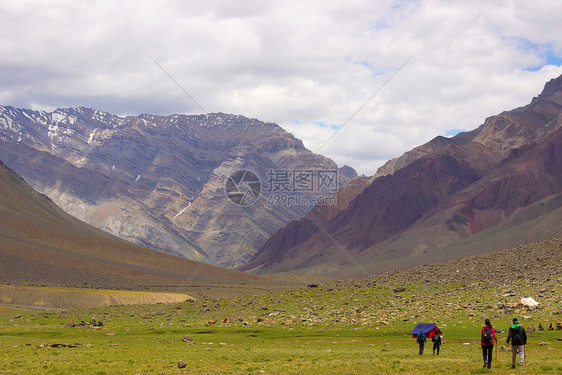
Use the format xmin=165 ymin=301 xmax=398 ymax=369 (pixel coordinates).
xmin=0 ymin=108 xmax=356 ymax=268
xmin=237 ymin=238 xmax=562 ymax=327
xmin=243 ymin=74 xmax=562 ymax=276
xmin=0 ymin=160 xmax=312 ymax=298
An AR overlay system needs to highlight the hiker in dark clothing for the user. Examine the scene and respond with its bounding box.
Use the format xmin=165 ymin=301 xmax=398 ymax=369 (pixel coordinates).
xmin=480 ymin=318 xmax=498 ymax=369
xmin=417 ymin=329 xmax=427 ymax=355
xmin=507 ymin=317 xmax=527 ymax=369
xmin=432 ymin=332 xmax=441 ymax=355
xmin=538 ymin=323 xmax=544 ymax=331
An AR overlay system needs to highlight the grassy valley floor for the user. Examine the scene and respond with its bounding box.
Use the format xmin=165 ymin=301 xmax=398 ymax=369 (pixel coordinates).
xmin=0 ymin=282 xmax=560 ymax=374
xmin=0 ymin=239 xmax=560 ymax=374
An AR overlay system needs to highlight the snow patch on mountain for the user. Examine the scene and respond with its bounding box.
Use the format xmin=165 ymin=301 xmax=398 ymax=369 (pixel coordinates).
xmin=173 ymin=203 xmax=191 ymax=219
xmin=88 ymin=129 xmax=97 ymax=144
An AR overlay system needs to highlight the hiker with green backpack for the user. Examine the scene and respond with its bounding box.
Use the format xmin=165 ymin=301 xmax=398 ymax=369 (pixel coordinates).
xmin=507 ymin=317 xmax=527 ymax=369
xmin=480 ymin=318 xmax=498 ymax=369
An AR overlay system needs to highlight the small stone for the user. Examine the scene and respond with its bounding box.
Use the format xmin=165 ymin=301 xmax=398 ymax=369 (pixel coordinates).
xmin=393 ymin=287 xmax=406 ymax=293
xmin=178 ymin=360 xmax=187 ymax=369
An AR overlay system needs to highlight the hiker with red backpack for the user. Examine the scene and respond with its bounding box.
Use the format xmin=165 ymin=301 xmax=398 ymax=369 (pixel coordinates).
xmin=481 ymin=318 xmax=498 ymax=369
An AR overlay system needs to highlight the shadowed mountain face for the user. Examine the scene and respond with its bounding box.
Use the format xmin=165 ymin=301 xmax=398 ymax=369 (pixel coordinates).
xmin=0 ymin=109 xmax=356 ymax=268
xmin=243 ymin=74 xmax=562 ymax=276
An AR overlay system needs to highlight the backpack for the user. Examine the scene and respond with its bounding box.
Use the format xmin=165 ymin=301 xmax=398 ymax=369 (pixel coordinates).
xmin=417 ymin=333 xmax=425 ymax=343
xmin=482 ymin=326 xmax=493 ymax=345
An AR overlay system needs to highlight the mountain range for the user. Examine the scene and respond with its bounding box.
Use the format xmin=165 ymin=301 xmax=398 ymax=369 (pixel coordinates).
xmin=242 ymin=74 xmax=562 ymax=277
xmin=0 ymin=108 xmax=356 ymax=268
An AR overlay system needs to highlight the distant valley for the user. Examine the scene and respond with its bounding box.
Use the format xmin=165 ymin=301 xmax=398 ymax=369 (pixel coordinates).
xmin=2 ymin=75 xmax=561 ymax=280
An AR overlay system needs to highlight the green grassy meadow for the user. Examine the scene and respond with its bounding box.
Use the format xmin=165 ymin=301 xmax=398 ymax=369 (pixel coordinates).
xmin=1 ymin=279 xmax=561 ymax=374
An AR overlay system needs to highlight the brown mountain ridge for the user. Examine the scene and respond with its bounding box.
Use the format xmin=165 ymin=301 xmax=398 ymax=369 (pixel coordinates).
xmin=243 ymin=74 xmax=562 ymax=276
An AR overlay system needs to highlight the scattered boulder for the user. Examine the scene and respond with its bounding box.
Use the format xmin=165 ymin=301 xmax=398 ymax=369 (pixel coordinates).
xmin=181 ymin=335 xmax=194 ymax=344
xmin=50 ymin=343 xmax=77 ymax=348
xmin=178 ymin=360 xmax=187 ymax=369
xmin=539 ymin=342 xmax=551 ymax=346
xmin=393 ymin=287 xmax=406 ymax=293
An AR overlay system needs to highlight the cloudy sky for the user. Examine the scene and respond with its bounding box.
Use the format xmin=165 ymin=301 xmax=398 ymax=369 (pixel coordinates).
xmin=1 ymin=0 xmax=562 ymax=175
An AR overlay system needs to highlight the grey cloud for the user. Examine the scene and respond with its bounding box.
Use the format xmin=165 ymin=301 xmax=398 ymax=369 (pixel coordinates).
xmin=1 ymin=0 xmax=562 ymax=175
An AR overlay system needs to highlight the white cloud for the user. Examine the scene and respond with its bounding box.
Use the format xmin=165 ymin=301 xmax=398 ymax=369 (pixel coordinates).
xmin=1 ymin=0 xmax=562 ymax=175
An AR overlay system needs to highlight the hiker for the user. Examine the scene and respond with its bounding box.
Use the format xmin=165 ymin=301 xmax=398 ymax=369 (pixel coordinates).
xmin=417 ymin=329 xmax=427 ymax=355
xmin=548 ymin=323 xmax=554 ymax=330
xmin=481 ymin=318 xmax=498 ymax=369
xmin=432 ymin=332 xmax=441 ymax=355
xmin=538 ymin=323 xmax=544 ymax=331
xmin=506 ymin=317 xmax=527 ymax=369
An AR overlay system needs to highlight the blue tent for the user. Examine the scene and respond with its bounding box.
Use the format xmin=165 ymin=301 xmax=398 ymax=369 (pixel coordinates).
xmin=410 ymin=323 xmax=441 ymax=338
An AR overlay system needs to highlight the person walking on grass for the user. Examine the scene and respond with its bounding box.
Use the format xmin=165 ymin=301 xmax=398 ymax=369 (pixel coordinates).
xmin=417 ymin=329 xmax=427 ymax=355
xmin=432 ymin=331 xmax=442 ymax=355
xmin=507 ymin=317 xmax=527 ymax=369
xmin=481 ymin=318 xmax=498 ymax=369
